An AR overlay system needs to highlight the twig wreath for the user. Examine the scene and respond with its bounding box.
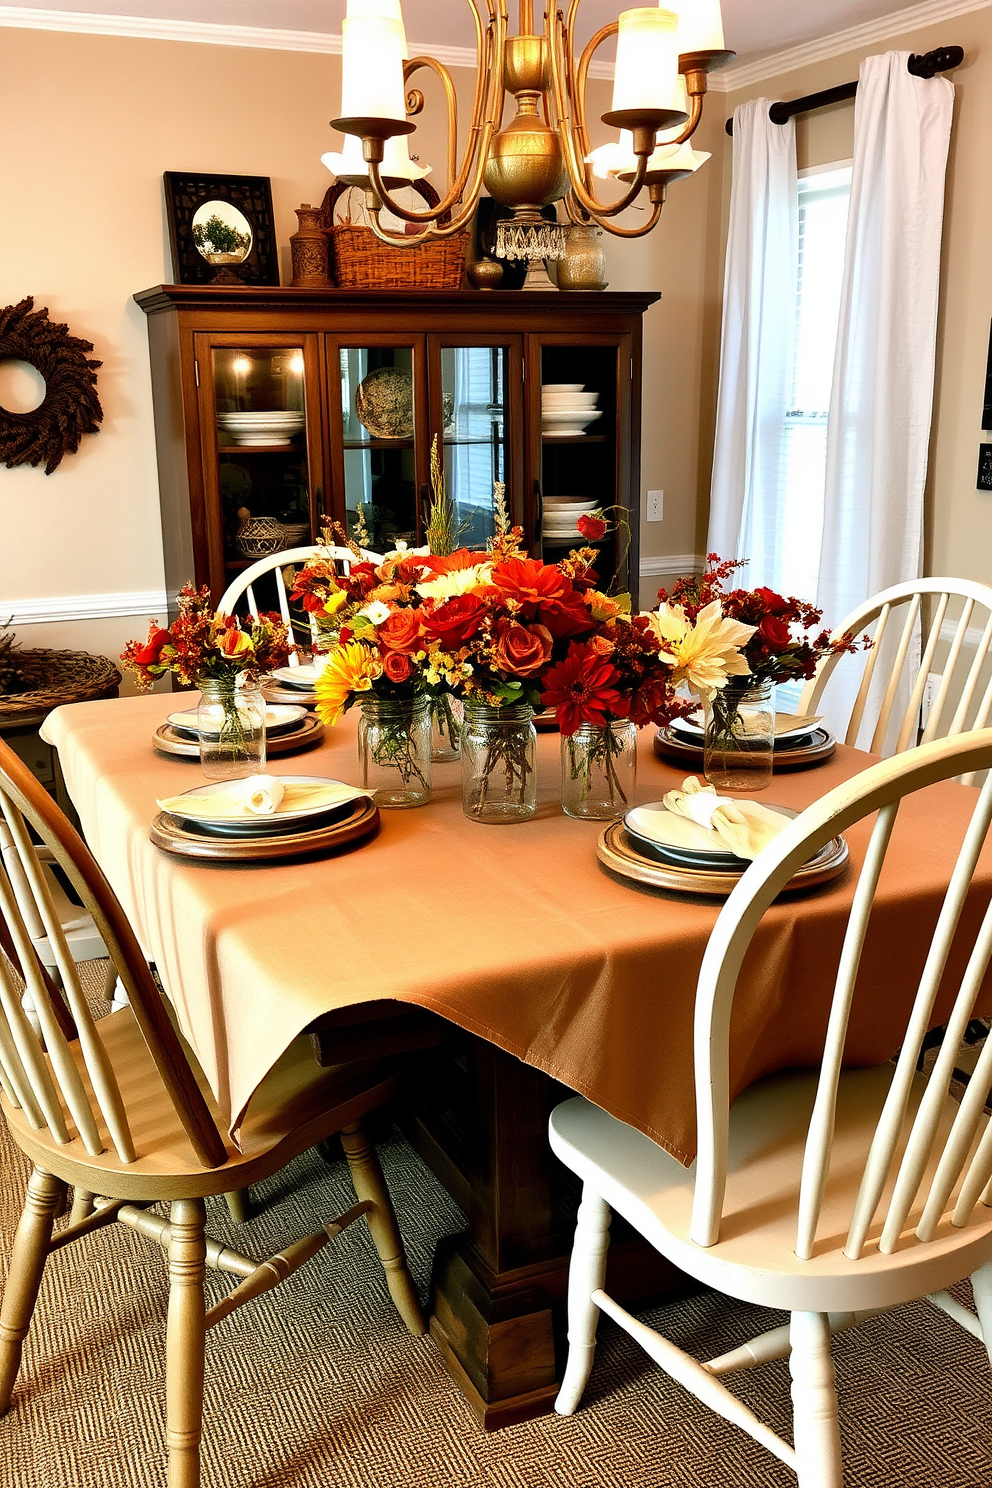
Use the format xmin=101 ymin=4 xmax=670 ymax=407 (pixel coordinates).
xmin=0 ymin=298 xmax=103 ymax=474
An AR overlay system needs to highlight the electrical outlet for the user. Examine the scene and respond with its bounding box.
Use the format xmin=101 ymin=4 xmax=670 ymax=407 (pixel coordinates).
xmin=647 ymin=489 xmax=664 ymax=522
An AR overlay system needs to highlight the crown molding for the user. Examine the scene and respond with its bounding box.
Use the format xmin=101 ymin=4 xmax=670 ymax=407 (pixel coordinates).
xmin=3 ymin=589 xmax=169 ymax=626
xmin=710 ymin=0 xmax=991 ymax=92
xmin=639 ymin=554 xmax=704 ymax=579
xmin=0 ymin=6 xmax=613 ymax=74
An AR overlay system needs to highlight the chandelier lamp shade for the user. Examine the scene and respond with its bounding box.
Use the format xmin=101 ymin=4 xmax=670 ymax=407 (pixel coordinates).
xmin=326 ymin=0 xmax=734 ymax=255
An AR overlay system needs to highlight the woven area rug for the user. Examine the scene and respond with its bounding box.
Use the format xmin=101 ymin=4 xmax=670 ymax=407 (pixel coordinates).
xmin=1 ymin=963 xmax=991 ymax=1487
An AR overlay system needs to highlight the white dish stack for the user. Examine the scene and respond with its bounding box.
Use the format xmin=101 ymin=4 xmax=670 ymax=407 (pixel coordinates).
xmin=542 ymin=495 xmax=601 ymax=545
xmin=217 ymin=411 xmax=306 ymax=446
xmin=541 ymin=383 xmax=603 ymax=438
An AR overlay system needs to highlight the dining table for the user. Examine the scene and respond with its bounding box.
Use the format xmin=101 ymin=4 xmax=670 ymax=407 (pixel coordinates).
xmin=41 ymin=692 xmax=992 ymax=1427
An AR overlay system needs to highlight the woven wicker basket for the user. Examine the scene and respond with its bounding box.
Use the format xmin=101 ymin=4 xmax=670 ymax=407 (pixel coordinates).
xmin=0 ymin=649 xmax=121 ymax=722
xmin=329 ymin=223 xmax=469 ymax=290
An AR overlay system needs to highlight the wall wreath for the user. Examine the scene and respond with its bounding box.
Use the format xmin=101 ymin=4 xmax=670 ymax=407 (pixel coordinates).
xmin=0 ymin=298 xmax=103 ymax=475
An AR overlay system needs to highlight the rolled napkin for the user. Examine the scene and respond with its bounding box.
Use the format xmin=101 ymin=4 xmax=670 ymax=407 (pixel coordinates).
xmin=157 ymin=775 xmax=366 ymax=821
xmin=662 ymin=776 xmax=788 ymax=860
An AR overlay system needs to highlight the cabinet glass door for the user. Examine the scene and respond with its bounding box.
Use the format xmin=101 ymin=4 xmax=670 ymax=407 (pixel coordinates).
xmin=211 ymin=345 xmax=312 ymax=578
xmin=539 ymin=343 xmax=623 ymax=585
xmin=339 ymin=346 xmax=418 ymax=552
xmin=438 ymin=346 xmax=509 ymax=550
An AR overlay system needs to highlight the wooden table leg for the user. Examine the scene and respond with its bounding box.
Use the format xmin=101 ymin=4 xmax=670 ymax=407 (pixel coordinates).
xmin=308 ymin=1007 xmax=696 ymax=1430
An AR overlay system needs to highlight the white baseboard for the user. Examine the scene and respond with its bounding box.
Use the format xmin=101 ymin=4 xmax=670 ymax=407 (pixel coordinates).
xmin=2 ymin=591 xmax=169 ymax=626
xmin=639 ymin=554 xmax=704 ymax=581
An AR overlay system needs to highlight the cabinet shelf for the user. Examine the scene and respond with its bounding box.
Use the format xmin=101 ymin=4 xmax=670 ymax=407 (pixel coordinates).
xmin=342 ymin=437 xmax=415 ymax=450
xmin=218 ymin=444 xmax=304 ymax=455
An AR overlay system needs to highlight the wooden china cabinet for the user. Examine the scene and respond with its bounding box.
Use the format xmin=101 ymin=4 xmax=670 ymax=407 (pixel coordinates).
xmin=134 ymin=286 xmax=659 ymax=612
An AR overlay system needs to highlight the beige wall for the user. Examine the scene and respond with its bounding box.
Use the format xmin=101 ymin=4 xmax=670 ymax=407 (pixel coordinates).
xmin=722 ymin=8 xmax=992 ymax=593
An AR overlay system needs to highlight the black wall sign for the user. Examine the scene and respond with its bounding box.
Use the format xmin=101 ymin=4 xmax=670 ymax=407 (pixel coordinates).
xmin=978 ymin=444 xmax=992 ymax=491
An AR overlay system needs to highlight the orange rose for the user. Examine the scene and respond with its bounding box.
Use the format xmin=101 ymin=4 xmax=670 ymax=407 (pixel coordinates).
xmin=382 ymin=650 xmax=413 ymax=683
xmin=219 ymin=627 xmax=252 ymax=658
xmin=379 ymin=610 xmax=423 ymax=654
xmin=492 ymin=621 xmax=553 ymax=678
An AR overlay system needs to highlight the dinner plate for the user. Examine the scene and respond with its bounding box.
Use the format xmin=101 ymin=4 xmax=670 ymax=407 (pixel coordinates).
xmin=598 ymin=821 xmax=849 ymax=898
xmin=167 ymin=703 xmax=307 ymax=739
xmin=272 ymin=663 xmax=321 ymax=690
xmin=159 ymin=775 xmax=367 ymax=834
xmin=675 ymin=711 xmax=824 ymax=743
xmin=623 ymin=801 xmax=797 ymax=869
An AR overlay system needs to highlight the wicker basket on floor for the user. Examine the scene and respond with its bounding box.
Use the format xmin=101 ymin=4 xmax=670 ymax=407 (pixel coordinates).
xmin=0 ymin=649 xmax=121 ymax=723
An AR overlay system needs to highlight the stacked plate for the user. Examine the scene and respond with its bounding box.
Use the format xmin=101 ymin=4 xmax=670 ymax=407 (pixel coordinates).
xmin=150 ymin=774 xmax=379 ymax=862
xmin=669 ymin=712 xmax=824 ymax=750
xmin=217 ymin=411 xmax=306 ymax=447
xmin=271 ymin=662 xmax=322 ymax=696
xmin=167 ymin=703 xmax=308 ymax=741
xmin=542 ymin=495 xmax=599 ymax=545
xmin=541 ymin=384 xmax=603 ymax=438
xmin=623 ymin=800 xmax=795 ymax=871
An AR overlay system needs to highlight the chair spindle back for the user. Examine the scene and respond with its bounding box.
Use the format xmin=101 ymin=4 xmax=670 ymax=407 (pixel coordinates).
xmin=0 ymin=738 xmax=227 ymax=1170
xmin=216 ymin=544 xmax=384 ymax=665
xmin=690 ymin=730 xmax=992 ymax=1261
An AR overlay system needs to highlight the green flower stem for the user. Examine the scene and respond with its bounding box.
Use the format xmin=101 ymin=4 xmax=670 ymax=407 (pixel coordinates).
xmin=566 ymin=725 xmax=629 ymax=809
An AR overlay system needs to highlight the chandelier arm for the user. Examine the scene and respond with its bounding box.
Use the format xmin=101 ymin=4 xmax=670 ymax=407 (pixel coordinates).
xmin=587 ymin=197 xmax=664 ymax=238
xmin=404 ymin=56 xmax=459 ymax=187
xmin=550 ymin=17 xmax=649 ymax=218
xmin=362 ymin=0 xmax=505 ymax=227
xmin=669 ymin=90 xmax=704 ymax=145
xmin=366 ymin=200 xmax=481 ymax=244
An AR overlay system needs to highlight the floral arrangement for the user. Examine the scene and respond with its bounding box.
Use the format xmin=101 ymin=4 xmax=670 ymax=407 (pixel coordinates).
xmin=121 ymin=584 xmax=295 ymax=690
xmin=656 ymin=554 xmax=863 ymax=687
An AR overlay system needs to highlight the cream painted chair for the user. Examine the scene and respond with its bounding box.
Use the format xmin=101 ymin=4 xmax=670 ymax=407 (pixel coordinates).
xmin=216 ymin=543 xmax=383 ymax=660
xmin=0 ymin=737 xmax=424 ymax=1488
xmin=797 ymin=578 xmax=992 ymax=770
xmin=551 ymin=729 xmax=992 ymax=1488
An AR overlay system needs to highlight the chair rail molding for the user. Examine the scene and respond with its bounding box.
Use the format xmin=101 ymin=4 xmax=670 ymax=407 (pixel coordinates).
xmin=640 ymin=554 xmax=704 ymax=581
xmin=2 ymin=591 xmax=170 ymax=627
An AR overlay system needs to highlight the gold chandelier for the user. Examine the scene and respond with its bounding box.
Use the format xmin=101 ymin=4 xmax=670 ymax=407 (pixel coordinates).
xmin=326 ymin=0 xmax=733 ymax=262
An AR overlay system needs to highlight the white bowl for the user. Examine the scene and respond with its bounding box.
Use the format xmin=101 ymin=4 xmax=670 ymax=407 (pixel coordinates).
xmin=542 ymin=391 xmax=599 ymax=404
xmin=542 ymin=383 xmax=584 ymax=393
xmin=542 ymin=409 xmax=603 ymax=435
xmin=218 ymin=412 xmax=303 ymax=424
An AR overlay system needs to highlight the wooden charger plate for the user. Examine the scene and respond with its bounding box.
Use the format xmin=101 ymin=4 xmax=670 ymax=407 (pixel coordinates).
xmin=597 ymin=819 xmax=849 ymax=898
xmin=653 ymin=726 xmax=836 ymax=772
xmin=153 ymin=713 xmax=325 ymax=760
xmin=150 ymin=795 xmax=379 ymax=862
xmin=263 ymin=681 xmax=319 ymax=707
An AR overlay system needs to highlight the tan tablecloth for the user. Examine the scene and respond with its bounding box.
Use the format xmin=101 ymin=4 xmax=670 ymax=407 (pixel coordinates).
xmin=43 ymin=694 xmax=992 ymax=1165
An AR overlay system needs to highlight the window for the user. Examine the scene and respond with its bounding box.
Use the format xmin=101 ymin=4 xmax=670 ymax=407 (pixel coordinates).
xmin=776 ymin=164 xmax=852 ymax=602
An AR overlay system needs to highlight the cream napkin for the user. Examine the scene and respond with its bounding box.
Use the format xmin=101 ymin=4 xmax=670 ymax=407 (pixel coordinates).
xmin=662 ymin=777 xmax=788 ymax=860
xmin=157 ymin=775 xmax=366 ymax=821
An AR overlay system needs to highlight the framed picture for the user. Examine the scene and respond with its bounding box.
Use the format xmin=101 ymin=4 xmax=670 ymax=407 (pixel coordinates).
xmin=164 ymin=172 xmax=279 ymax=286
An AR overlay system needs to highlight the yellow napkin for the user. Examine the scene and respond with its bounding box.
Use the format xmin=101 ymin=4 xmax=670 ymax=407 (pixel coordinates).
xmin=157 ymin=775 xmax=366 ymax=821
xmin=661 ymin=777 xmax=788 ymax=861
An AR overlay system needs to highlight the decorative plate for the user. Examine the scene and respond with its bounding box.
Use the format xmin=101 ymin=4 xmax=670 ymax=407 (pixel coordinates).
xmin=153 ymin=713 xmax=325 ymax=760
xmin=150 ymin=795 xmax=380 ymax=863
xmin=355 ymin=366 xmax=414 ymax=439
xmin=597 ymin=820 xmax=849 ymax=898
xmin=654 ymin=726 xmax=836 ymax=773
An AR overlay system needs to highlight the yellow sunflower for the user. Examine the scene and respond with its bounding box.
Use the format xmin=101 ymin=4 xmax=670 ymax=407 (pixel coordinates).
xmin=314 ymin=641 xmax=383 ymax=726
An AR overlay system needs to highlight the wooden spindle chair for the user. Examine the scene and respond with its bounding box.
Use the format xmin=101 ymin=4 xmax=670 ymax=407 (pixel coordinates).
xmin=797 ymin=578 xmax=992 ymax=777
xmin=216 ymin=544 xmax=383 ymax=662
xmin=551 ymin=729 xmax=992 ymax=1487
xmin=0 ymin=737 xmax=424 ymax=1488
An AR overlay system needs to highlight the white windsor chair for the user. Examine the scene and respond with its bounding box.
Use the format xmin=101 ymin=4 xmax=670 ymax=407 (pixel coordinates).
xmin=551 ymin=728 xmax=992 ymax=1487
xmin=216 ymin=544 xmax=383 ymax=664
xmin=798 ymin=578 xmax=992 ymax=773
xmin=0 ymin=737 xmax=424 ymax=1488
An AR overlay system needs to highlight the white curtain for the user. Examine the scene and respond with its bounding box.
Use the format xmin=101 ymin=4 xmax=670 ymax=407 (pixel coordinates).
xmin=815 ymin=52 xmax=954 ymax=740
xmin=707 ymin=99 xmax=797 ymax=582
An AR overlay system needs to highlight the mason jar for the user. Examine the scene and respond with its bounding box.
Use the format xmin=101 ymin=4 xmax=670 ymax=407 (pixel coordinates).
xmin=196 ymin=678 xmax=266 ymax=781
xmin=358 ymin=696 xmax=432 ymax=808
xmin=461 ymin=702 xmax=537 ymax=824
xmin=561 ymin=718 xmax=637 ymax=820
xmin=703 ymin=677 xmax=774 ymax=792
xmin=430 ymin=693 xmax=464 ymax=763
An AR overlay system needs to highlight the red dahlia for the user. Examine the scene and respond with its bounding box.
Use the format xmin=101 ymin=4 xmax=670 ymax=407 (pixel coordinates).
xmin=540 ymin=641 xmax=630 ymax=735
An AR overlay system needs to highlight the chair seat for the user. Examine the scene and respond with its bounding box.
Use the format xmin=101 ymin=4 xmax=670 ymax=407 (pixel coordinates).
xmin=550 ymin=1065 xmax=992 ymax=1314
xmin=3 ymin=1006 xmax=396 ymax=1201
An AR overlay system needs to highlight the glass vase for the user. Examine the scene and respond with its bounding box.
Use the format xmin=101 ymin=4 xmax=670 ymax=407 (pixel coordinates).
xmin=358 ymin=696 xmax=432 ymax=808
xmin=196 ymin=678 xmax=266 ymax=781
xmin=461 ymin=702 xmax=537 ymax=824
xmin=430 ymin=694 xmax=464 ymax=763
xmin=561 ymin=719 xmax=637 ymax=820
xmin=703 ymin=678 xmax=774 ymax=793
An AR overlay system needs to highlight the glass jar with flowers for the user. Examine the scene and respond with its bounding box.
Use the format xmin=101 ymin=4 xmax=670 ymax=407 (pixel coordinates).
xmin=121 ymin=586 xmax=295 ymax=779
xmin=655 ymin=556 xmax=868 ymax=792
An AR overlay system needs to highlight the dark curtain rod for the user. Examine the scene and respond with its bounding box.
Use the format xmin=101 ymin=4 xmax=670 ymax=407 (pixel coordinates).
xmin=724 ymin=45 xmax=963 ymax=136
